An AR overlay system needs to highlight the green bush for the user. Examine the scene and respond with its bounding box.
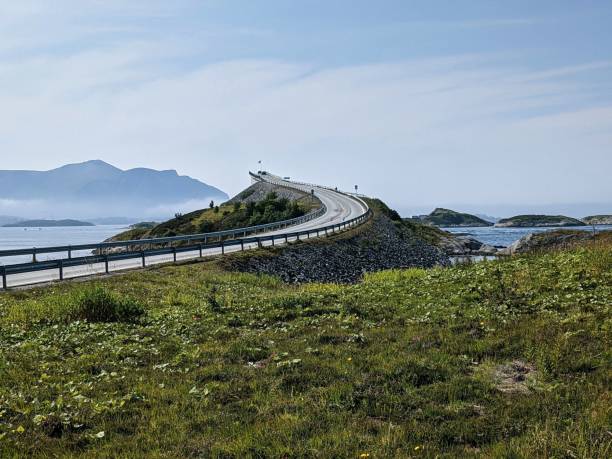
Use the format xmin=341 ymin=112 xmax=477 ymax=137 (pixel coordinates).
xmin=73 ymin=286 xmax=145 ymax=323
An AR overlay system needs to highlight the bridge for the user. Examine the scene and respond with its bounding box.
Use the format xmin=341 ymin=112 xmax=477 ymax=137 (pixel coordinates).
xmin=0 ymin=172 xmax=371 ymax=289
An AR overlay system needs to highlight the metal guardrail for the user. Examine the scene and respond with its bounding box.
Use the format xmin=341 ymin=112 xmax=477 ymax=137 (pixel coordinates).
xmin=0 ymin=208 xmax=372 ymax=289
xmin=0 ymin=205 xmax=326 ymax=260
xmin=0 ymin=172 xmax=371 ymax=289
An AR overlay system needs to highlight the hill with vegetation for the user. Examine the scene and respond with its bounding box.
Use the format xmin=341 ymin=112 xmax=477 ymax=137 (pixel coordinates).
xmin=107 ymin=191 xmax=319 ymax=243
xmin=419 ymin=208 xmax=493 ymax=227
xmin=0 ymin=224 xmax=609 ymax=457
xmin=2 ymin=219 xmax=94 ymax=227
xmin=495 ymin=214 xmax=584 ymax=227
xmin=583 ymin=214 xmax=612 ymax=225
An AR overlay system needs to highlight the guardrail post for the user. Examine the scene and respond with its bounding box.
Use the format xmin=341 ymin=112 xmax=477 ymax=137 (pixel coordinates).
xmin=285 ymin=234 xmax=288 ymax=243
xmin=58 ymin=259 xmax=63 ymax=281
xmin=68 ymin=247 xmax=72 ymax=259
xmin=32 ymin=249 xmax=37 ymax=263
xmin=1 ymin=266 xmax=7 ymax=290
xmin=241 ymin=240 xmax=244 ymax=251
xmin=141 ymin=251 xmax=146 ymax=267
xmin=272 ymin=236 xmax=275 ymax=246
xmin=199 ymin=244 xmax=203 ymax=258
xmin=221 ymin=241 xmax=225 ymax=255
xmin=173 ymin=247 xmax=177 ymax=263
xmin=105 ymin=255 xmax=109 ymax=274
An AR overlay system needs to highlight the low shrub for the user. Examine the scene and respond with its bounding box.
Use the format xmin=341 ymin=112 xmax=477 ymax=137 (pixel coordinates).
xmin=72 ymin=286 xmax=145 ymax=323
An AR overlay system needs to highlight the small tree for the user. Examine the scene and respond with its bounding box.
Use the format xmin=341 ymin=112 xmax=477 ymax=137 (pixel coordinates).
xmin=233 ymin=201 xmax=241 ymax=212
xmin=209 ymin=200 xmax=214 ymax=209
xmin=214 ymin=206 xmax=220 ymax=214
xmin=246 ymin=201 xmax=256 ymax=216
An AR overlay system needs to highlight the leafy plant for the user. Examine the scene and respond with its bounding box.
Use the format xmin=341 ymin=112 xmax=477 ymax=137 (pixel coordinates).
xmin=72 ymin=286 xmax=144 ymax=323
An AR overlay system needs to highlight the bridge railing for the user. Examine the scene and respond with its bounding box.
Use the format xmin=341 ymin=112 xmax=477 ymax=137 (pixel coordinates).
xmin=0 ymin=172 xmax=372 ymax=289
xmin=0 ymin=207 xmax=372 ymax=289
xmin=0 ymin=202 xmax=326 ymax=265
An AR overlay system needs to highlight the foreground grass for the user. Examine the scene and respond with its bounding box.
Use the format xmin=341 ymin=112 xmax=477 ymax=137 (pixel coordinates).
xmin=0 ymin=243 xmax=610 ymax=457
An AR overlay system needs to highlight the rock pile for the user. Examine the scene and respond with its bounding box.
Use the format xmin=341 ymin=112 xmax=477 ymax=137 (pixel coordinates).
xmin=221 ymin=211 xmax=449 ymax=283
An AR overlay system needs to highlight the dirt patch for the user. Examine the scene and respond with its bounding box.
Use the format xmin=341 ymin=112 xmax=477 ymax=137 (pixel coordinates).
xmin=494 ymin=360 xmax=537 ymax=394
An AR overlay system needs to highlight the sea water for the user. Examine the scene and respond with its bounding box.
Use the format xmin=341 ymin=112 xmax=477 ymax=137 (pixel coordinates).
xmin=0 ymin=225 xmax=127 ymax=265
xmin=442 ymin=225 xmax=612 ymax=248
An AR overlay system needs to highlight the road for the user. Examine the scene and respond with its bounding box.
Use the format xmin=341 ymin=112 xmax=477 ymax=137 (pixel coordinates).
xmin=2 ymin=174 xmax=369 ymax=288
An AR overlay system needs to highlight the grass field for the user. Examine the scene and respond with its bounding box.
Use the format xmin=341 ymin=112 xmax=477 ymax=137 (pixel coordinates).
xmin=0 ymin=240 xmax=610 ymax=457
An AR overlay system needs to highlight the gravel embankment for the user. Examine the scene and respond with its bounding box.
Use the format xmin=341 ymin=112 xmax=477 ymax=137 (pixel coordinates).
xmin=221 ymin=211 xmax=449 ymax=283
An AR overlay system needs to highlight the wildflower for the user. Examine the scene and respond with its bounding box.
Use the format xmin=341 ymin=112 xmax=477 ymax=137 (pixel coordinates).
xmin=347 ymin=357 xmax=352 ymax=362
xmin=359 ymin=454 xmax=370 ymax=458
xmin=414 ymin=445 xmax=422 ymax=451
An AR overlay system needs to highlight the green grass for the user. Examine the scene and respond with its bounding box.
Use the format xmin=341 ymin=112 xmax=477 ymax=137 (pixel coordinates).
xmin=0 ymin=241 xmax=610 ymax=457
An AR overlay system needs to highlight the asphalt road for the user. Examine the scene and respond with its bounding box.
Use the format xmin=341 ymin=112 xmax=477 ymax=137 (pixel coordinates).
xmin=2 ymin=175 xmax=369 ymax=288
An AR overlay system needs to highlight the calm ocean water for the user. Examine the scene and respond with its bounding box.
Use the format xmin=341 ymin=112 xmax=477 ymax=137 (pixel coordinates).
xmin=442 ymin=225 xmax=612 ymax=248
xmin=1 ymin=223 xmax=610 ymax=266
xmin=0 ymin=225 xmax=127 ymax=265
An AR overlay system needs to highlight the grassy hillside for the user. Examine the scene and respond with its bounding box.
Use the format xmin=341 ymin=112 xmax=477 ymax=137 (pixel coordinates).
xmin=367 ymin=198 xmax=449 ymax=246
xmin=421 ymin=208 xmax=493 ymax=227
xmin=0 ymin=237 xmax=609 ymax=457
xmin=109 ymin=192 xmax=319 ymax=242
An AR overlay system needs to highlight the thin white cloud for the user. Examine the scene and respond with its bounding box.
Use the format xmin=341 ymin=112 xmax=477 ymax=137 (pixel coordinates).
xmin=0 ymin=2 xmax=609 ymax=216
xmin=457 ymin=18 xmax=539 ymax=28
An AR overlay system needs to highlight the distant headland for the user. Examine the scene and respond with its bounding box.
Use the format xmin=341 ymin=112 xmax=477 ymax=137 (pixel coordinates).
xmin=2 ymin=219 xmax=95 ymax=228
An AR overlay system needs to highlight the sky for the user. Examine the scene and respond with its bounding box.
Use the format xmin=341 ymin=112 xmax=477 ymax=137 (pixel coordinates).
xmin=0 ymin=0 xmax=611 ymax=218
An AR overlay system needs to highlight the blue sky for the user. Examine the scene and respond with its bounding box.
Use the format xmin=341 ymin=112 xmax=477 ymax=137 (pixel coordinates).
xmin=0 ymin=1 xmax=611 ymax=217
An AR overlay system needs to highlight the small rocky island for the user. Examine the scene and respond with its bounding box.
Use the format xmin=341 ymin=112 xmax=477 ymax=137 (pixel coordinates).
xmin=416 ymin=208 xmax=493 ymax=227
xmin=495 ymin=214 xmax=583 ymax=228
xmin=582 ymin=215 xmax=612 ymax=225
xmin=2 ymin=219 xmax=95 ymax=227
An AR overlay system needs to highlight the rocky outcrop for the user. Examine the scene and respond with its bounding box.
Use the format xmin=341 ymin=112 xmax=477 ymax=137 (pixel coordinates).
xmin=220 ymin=210 xmax=449 ymax=284
xmin=582 ymin=215 xmax=612 ymax=225
xmin=419 ymin=208 xmax=493 ymax=227
xmin=495 ymin=214 xmax=583 ymax=228
xmin=435 ymin=233 xmax=499 ymax=255
xmin=499 ymin=229 xmax=602 ymax=255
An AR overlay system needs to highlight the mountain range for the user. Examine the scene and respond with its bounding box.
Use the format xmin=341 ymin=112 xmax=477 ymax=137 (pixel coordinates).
xmin=0 ymin=160 xmax=228 ymax=220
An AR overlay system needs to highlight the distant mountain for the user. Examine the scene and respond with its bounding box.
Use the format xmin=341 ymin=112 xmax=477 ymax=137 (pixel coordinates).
xmin=495 ymin=215 xmax=584 ymax=228
xmin=3 ymin=219 xmax=94 ymax=228
xmin=0 ymin=160 xmax=228 ymax=219
xmin=421 ymin=208 xmax=494 ymax=227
